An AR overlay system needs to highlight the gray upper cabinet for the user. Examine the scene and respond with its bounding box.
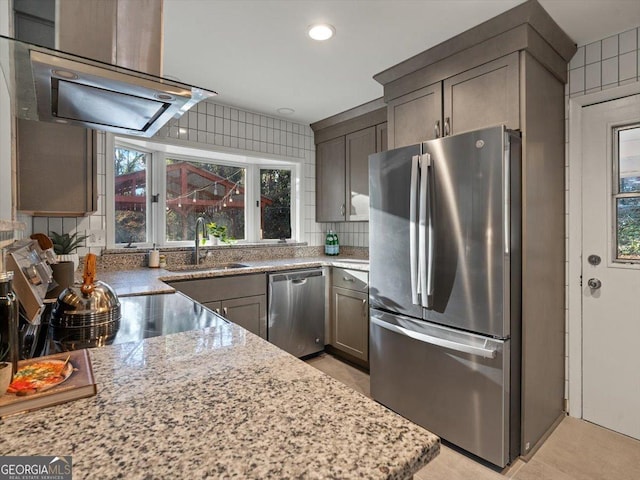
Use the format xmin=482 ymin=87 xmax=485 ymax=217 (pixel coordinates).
xmin=444 ymin=53 xmax=520 ymax=136
xmin=312 ymin=99 xmax=387 ymax=223
xmin=316 ymin=137 xmax=347 ymax=222
xmin=346 ymin=126 xmax=376 ymax=221
xmin=387 ymin=82 xmax=442 ymax=148
xmin=17 ymin=120 xmax=97 ymax=216
xmin=386 ymin=52 xmax=519 ymax=148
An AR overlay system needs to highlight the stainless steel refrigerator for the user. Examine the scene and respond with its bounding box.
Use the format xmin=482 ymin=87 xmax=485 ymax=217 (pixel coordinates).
xmin=369 ymin=125 xmax=521 ymax=467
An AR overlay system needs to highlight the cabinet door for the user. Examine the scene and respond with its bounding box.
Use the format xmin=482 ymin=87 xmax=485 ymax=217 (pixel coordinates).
xmin=443 ymin=52 xmax=520 ymax=135
xmin=332 ymin=286 xmax=369 ymax=361
xmin=221 ymin=295 xmax=267 ymax=339
xmin=387 ymin=82 xmax=442 ymax=148
xmin=346 ymin=126 xmax=376 ymax=221
xmin=202 ymin=301 xmax=222 ymax=315
xmin=316 ymin=136 xmax=346 ymax=222
xmin=376 ymin=122 xmax=388 ymax=153
xmin=17 ymin=119 xmax=97 ymax=216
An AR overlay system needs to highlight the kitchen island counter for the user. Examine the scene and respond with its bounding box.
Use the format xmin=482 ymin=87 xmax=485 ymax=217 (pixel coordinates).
xmin=1 ymin=322 xmax=439 ymax=479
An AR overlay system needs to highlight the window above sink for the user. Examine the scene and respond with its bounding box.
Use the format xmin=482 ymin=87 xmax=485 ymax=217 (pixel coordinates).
xmin=106 ymin=137 xmax=300 ymax=249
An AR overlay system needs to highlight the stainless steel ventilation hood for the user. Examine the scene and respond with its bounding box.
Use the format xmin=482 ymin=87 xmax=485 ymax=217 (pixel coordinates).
xmin=0 ymin=35 xmax=217 ymax=137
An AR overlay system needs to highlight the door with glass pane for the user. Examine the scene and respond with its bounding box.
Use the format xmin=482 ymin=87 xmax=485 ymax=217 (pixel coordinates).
xmin=582 ymin=94 xmax=640 ymax=440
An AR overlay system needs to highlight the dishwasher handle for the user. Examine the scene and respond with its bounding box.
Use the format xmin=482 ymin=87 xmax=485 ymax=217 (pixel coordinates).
xmin=269 ymin=269 xmax=325 ymax=283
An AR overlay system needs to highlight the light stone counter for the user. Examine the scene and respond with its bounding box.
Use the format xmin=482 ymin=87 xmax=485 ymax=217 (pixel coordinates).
xmin=99 ymin=256 xmax=369 ymax=297
xmin=0 ymin=323 xmax=439 ymax=479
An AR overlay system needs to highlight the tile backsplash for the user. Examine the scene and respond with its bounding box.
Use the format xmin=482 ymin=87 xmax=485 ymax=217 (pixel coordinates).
xmin=569 ymin=27 xmax=639 ymax=96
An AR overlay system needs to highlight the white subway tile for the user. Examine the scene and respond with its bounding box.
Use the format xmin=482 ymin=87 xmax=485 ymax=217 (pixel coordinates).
xmin=223 ymin=106 xmax=231 ymax=119
xmin=569 ymin=67 xmax=584 ymax=94
xmin=602 ymin=34 xmax=618 ymax=59
xmin=231 ymin=120 xmax=238 ymax=137
xmin=197 ymin=132 xmax=206 ymax=143
xmin=230 ymin=108 xmax=238 ymax=121
xmin=198 ymin=113 xmax=207 ymax=131
xmin=238 ymin=123 xmax=246 ymax=139
xmin=223 ymin=136 xmax=231 ymax=147
xmin=206 ymin=103 xmax=216 ymax=116
xmin=215 ymin=134 xmax=223 ymax=145
xmin=215 ymin=117 xmax=223 ymax=133
xmin=619 ymin=51 xmax=637 ymax=81
xmin=601 ymin=56 xmax=619 ymax=85
xmin=253 ymin=125 xmax=260 ymax=140
xmin=267 ymin=143 xmax=274 ymax=154
xmin=260 ymin=115 xmax=267 ymax=127
xmin=267 ymin=128 xmax=274 ymax=143
xmin=238 ymin=138 xmax=246 ymax=149
xmin=215 ymin=104 xmax=224 ymax=117
xmin=230 ymin=137 xmax=238 ymax=149
xmin=238 ymin=110 xmax=246 ymax=122
xmin=259 ymin=141 xmax=267 ymax=153
xmin=585 ymin=62 xmax=601 ymax=90
xmin=224 ymin=119 xmax=231 ymax=136
xmin=274 ymin=129 xmax=281 ymax=145
xmin=267 ymin=117 xmax=274 ymax=128
xmin=274 ymin=144 xmax=281 ymax=155
xmin=619 ymin=28 xmax=637 ymax=54
xmin=206 ymin=132 xmax=216 ymax=144
xmin=89 ymin=214 xmax=103 ymax=231
xmin=188 ymin=129 xmax=197 ymax=142
xmin=260 ymin=126 xmax=267 ymax=141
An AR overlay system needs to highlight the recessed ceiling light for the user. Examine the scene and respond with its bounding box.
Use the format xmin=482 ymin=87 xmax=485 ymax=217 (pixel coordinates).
xmin=307 ymin=24 xmax=335 ymax=41
xmin=277 ymin=107 xmax=295 ymax=115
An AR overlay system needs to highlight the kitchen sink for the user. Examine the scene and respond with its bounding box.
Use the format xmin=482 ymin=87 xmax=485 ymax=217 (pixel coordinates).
xmin=166 ymin=263 xmax=248 ymax=272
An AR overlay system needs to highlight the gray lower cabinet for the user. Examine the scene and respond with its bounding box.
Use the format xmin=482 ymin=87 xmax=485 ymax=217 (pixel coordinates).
xmin=169 ymin=273 xmax=267 ymax=339
xmin=330 ymin=268 xmax=369 ymax=365
xmin=203 ymin=296 xmax=267 ymax=338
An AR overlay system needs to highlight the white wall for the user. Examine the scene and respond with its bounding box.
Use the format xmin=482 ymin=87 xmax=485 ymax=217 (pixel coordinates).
xmin=564 ymin=26 xmax=640 ymax=404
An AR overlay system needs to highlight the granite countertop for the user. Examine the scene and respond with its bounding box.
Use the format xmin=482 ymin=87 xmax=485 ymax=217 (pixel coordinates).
xmin=100 ymin=256 xmax=369 ymax=296
xmin=1 ymin=323 xmax=439 ymax=479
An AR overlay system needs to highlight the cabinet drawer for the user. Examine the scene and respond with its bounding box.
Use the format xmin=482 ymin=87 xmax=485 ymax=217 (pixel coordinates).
xmin=332 ymin=267 xmax=368 ymax=292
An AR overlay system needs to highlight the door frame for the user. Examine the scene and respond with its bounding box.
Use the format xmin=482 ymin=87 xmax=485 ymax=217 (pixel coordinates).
xmin=567 ymin=82 xmax=640 ymax=419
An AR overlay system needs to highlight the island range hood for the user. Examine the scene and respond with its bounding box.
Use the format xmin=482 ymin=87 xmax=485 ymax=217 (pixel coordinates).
xmin=0 ymin=35 xmax=217 ymax=137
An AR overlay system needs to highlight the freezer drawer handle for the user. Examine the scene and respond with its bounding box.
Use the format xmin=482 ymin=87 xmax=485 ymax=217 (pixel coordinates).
xmin=371 ymin=316 xmax=497 ymax=359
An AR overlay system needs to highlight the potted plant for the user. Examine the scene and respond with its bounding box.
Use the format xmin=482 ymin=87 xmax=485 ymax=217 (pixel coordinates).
xmin=50 ymin=231 xmax=89 ymax=271
xmin=206 ymin=222 xmax=232 ymax=245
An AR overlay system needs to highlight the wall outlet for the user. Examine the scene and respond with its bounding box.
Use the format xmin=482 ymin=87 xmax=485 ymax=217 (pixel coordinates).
xmin=86 ymin=229 xmax=106 ymax=246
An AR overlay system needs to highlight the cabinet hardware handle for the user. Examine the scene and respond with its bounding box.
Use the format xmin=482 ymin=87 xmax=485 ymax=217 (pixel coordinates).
xmin=362 ymin=298 xmax=367 ymax=316
xmin=340 ymin=203 xmax=346 ymax=216
xmin=223 ymin=307 xmax=228 ymax=317
xmin=434 ymin=120 xmax=440 ymax=138
xmin=343 ymin=276 xmax=354 ymax=282
xmin=215 ymin=308 xmax=221 ymax=315
xmin=444 ymin=117 xmax=450 ymax=136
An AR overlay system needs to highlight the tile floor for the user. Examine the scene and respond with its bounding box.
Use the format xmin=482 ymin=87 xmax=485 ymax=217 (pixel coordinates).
xmin=306 ymin=353 xmax=640 ymax=480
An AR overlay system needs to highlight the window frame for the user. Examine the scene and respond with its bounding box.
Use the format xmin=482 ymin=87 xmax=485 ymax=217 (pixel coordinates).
xmin=612 ymin=123 xmax=640 ymax=264
xmin=106 ymin=134 xmax=300 ymax=248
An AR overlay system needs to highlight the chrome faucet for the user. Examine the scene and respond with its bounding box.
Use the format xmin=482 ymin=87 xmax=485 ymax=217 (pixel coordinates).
xmin=194 ymin=216 xmax=207 ymax=265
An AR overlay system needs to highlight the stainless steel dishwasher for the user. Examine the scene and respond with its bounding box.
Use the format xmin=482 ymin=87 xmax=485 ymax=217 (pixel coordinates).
xmin=268 ymin=269 xmax=325 ymax=358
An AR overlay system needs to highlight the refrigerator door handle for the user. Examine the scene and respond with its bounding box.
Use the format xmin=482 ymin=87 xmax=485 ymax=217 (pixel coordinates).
xmin=419 ymin=153 xmax=433 ymax=308
xmin=410 ymin=155 xmax=421 ymax=305
xmin=371 ymin=316 xmax=497 ymax=359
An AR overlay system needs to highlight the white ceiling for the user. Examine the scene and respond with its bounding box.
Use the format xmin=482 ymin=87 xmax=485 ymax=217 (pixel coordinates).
xmin=163 ymin=0 xmax=640 ymax=125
